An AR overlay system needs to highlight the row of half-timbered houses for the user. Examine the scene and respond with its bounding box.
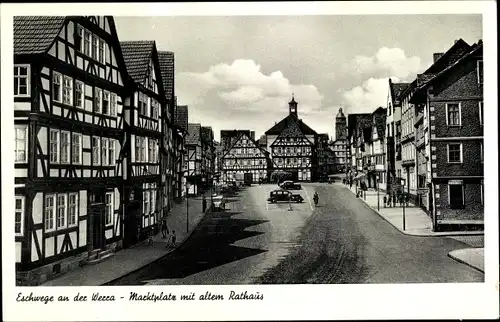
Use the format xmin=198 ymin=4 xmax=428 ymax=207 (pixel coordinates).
xmin=13 ymin=15 xmax=195 ymax=285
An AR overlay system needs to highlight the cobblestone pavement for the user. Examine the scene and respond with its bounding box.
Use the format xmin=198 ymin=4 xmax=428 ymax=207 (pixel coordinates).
xmin=448 ymin=235 xmax=485 ymax=248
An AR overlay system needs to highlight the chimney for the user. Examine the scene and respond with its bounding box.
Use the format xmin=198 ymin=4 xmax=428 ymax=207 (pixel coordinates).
xmin=250 ymin=131 xmax=255 ymax=140
xmin=433 ymin=53 xmax=443 ymax=62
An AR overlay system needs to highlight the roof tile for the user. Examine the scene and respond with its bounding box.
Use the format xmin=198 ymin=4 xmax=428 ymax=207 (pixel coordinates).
xmin=158 ymin=51 xmax=175 ymax=100
xmin=175 ymin=105 xmax=188 ymax=131
xmin=186 ymin=123 xmax=201 ymax=146
xmin=14 ymin=16 xmax=66 ymax=55
xmin=120 ymin=40 xmax=155 ymax=85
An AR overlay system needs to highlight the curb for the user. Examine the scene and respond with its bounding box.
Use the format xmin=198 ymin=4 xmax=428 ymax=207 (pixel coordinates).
xmin=102 ymin=207 xmax=212 ymax=286
xmin=343 ymin=186 xmax=484 ymax=238
xmin=447 ymin=251 xmax=484 ymax=273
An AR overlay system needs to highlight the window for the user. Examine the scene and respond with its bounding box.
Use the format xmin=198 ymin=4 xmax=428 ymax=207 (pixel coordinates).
xmin=74 ymin=25 xmax=83 ymax=51
xmin=110 ymin=93 xmax=117 ymax=116
xmin=103 ymin=91 xmax=110 ymax=115
xmin=151 ymin=187 xmax=156 ymax=213
xmin=53 ymin=72 xmax=62 ymax=102
xmin=56 ymin=194 xmax=67 ymax=229
xmin=480 ymin=142 xmax=484 ymax=163
xmin=147 ymin=64 xmax=153 ymax=89
xmin=14 ymin=65 xmax=29 ymax=96
xmin=15 ymin=196 xmax=25 ymax=235
xmin=98 ymin=39 xmax=105 ymax=63
xmin=477 ymin=60 xmax=483 ymax=84
xmin=68 ymin=193 xmax=78 ymax=227
xmin=149 ymin=139 xmax=157 ymax=163
xmin=92 ymin=35 xmax=98 ymax=60
xmin=481 ymin=181 xmax=484 ymax=206
xmin=136 ymin=136 xmax=146 ymax=162
xmin=479 ymin=101 xmax=483 ymax=125
xmin=102 ymin=138 xmax=108 ymax=166
xmin=75 ymin=81 xmax=84 ymax=108
xmin=105 ymin=192 xmax=113 ymax=226
xmin=446 ymin=103 xmax=461 ymax=126
xmin=45 ymin=195 xmax=55 ymax=232
xmin=60 ymin=131 xmax=70 ymax=164
xmin=151 ymin=100 xmax=159 ymax=120
xmin=94 ymin=88 xmax=102 ymax=113
xmin=143 ymin=190 xmax=150 ymax=214
xmin=83 ymin=29 xmax=91 ymax=56
xmin=62 ymin=76 xmax=73 ymax=105
xmin=71 ymin=133 xmax=82 ymax=164
xmin=449 ymin=183 xmax=464 ymax=209
xmin=447 ymin=143 xmax=462 ymax=163
xmin=92 ymin=137 xmax=101 ymax=165
xmin=109 ymin=139 xmax=115 ymax=165
xmin=50 ymin=130 xmax=60 ymax=163
xmin=15 ymin=125 xmax=28 ymax=163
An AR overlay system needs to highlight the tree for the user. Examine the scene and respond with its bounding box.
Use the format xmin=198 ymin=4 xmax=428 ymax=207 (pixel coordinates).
xmin=270 ymin=170 xmax=292 ymax=184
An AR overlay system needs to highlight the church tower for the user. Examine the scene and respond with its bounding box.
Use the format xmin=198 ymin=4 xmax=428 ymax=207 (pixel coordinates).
xmin=289 ymin=95 xmax=298 ymax=116
xmin=335 ymin=108 xmax=347 ymax=140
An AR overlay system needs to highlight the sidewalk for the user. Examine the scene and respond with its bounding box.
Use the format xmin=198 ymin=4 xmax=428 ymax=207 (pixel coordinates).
xmin=42 ymin=192 xmax=211 ymax=286
xmin=341 ymin=184 xmax=484 ymax=273
xmin=342 ymin=184 xmax=483 ymax=237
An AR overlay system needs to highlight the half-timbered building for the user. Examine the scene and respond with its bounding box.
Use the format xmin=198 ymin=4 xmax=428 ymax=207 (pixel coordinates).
xmin=185 ymin=123 xmax=202 ymax=195
xmin=120 ymin=40 xmax=166 ymax=246
xmin=264 ymin=96 xmax=318 ymax=181
xmin=14 ymin=16 xmax=128 ymax=285
xmin=201 ymin=126 xmax=215 ymax=189
xmin=173 ymin=104 xmax=188 ymax=199
xmin=221 ymin=131 xmax=270 ymax=184
xmin=158 ymin=51 xmax=176 ymax=209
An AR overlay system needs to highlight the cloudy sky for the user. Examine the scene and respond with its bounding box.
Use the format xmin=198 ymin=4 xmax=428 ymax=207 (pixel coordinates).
xmin=114 ymin=15 xmax=482 ymax=141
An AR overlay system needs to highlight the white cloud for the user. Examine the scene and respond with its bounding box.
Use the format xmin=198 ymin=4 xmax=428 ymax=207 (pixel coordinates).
xmin=177 ymin=59 xmax=324 ymax=113
xmin=342 ymin=77 xmax=401 ymax=114
xmin=349 ymin=47 xmax=421 ymax=80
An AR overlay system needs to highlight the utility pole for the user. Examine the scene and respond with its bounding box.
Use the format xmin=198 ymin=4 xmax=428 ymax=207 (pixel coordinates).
xmin=377 ymin=175 xmax=380 ymax=211
xmin=402 ymin=178 xmax=406 ymax=231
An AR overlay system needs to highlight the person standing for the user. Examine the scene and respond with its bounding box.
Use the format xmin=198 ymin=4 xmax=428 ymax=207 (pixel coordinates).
xmin=202 ymin=196 xmax=207 ymax=213
xmin=161 ymin=216 xmax=169 ymax=239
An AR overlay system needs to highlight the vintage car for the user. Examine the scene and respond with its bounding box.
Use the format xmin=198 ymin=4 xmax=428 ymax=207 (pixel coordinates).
xmin=212 ymin=194 xmax=225 ymax=210
xmin=279 ymin=180 xmax=302 ymax=190
xmin=267 ymin=189 xmax=304 ymax=203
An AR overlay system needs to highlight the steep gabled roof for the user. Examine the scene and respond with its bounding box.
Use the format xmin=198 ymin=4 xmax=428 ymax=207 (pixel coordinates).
xmin=158 ymin=51 xmax=175 ymax=100
xmin=389 ymin=79 xmax=410 ymax=105
xmin=424 ymin=39 xmax=471 ymax=74
xmin=14 ymin=16 xmax=66 ymax=55
xmin=186 ymin=123 xmax=201 ymax=146
xmin=175 ymin=105 xmax=188 ymax=132
xmin=120 ymin=40 xmax=155 ymax=85
xmin=265 ymin=114 xmax=317 ymax=136
xmin=222 ymin=132 xmax=268 ymax=159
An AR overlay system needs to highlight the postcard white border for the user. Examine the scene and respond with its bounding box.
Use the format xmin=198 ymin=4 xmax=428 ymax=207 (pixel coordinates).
xmin=2 ymin=1 xmax=498 ymax=321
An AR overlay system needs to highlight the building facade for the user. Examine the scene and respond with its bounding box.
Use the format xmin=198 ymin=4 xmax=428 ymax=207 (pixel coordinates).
xmin=173 ymin=104 xmax=188 ymax=199
xmin=120 ymin=40 xmax=165 ymax=246
xmin=410 ymin=40 xmax=483 ymax=231
xmin=201 ymin=126 xmax=215 ymax=190
xmin=185 ymin=124 xmax=202 ymax=195
xmin=385 ymin=79 xmax=408 ymax=194
xmin=329 ymin=108 xmax=349 ymax=173
xmin=220 ymin=131 xmax=270 ymax=184
xmin=317 ymin=134 xmax=336 ymax=178
xmin=264 ymin=97 xmax=318 ymax=181
xmin=158 ymin=51 xmax=176 ymax=209
xmin=369 ymin=107 xmax=387 ymax=190
xmin=346 ymin=113 xmax=371 ymax=181
xmin=14 ymin=16 xmax=128 ymax=285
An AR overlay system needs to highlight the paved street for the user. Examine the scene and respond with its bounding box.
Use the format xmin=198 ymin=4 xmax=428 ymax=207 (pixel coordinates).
xmin=107 ymin=183 xmax=484 ymax=285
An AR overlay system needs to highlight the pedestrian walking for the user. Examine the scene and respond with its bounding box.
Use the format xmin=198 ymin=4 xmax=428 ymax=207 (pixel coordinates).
xmin=202 ymin=196 xmax=207 ymax=213
xmin=383 ymin=195 xmax=387 ymax=208
xmin=171 ymin=230 xmax=177 ymax=247
xmin=161 ymin=216 xmax=169 ymax=239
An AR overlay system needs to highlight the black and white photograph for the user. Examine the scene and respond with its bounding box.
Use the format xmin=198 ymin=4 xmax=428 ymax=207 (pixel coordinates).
xmin=1 ymin=1 xmax=498 ymax=321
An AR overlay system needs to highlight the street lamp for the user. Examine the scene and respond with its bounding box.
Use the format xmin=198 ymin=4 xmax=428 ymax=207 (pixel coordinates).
xmin=401 ymin=178 xmax=406 ymax=231
xmin=377 ymin=175 xmax=380 ymax=211
xmin=186 ymin=160 xmax=189 ymax=234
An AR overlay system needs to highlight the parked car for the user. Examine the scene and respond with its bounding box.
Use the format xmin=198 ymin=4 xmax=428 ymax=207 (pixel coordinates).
xmin=280 ymin=180 xmax=302 ymax=190
xmin=267 ymin=189 xmax=304 ymax=203
xmin=212 ymin=194 xmax=225 ymax=210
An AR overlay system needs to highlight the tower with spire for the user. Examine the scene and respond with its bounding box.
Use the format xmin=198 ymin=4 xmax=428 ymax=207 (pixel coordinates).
xmin=335 ymin=108 xmax=347 ymax=140
xmin=289 ymin=94 xmax=298 ymax=116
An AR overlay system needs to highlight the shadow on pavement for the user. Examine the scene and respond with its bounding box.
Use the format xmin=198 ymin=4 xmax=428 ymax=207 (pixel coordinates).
xmin=105 ymin=209 xmax=269 ymax=285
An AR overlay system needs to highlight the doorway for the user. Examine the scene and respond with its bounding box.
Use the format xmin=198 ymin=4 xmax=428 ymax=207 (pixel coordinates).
xmin=89 ymin=192 xmax=106 ymax=251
